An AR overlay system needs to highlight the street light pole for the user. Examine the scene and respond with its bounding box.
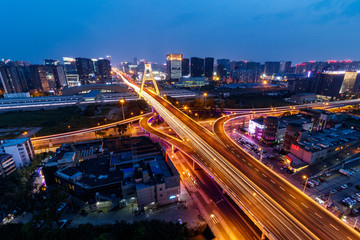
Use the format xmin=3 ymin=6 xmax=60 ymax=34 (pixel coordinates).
xmin=203 ymin=92 xmax=207 ymax=108
xmin=302 ymin=175 xmax=308 ymax=193
xmin=120 ymin=98 xmax=125 ymax=120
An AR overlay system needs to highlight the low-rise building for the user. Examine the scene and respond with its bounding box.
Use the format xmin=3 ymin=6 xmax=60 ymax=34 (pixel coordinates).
xmin=0 ymin=138 xmax=35 ymax=168
xmin=248 ymin=114 xmax=313 ymax=143
xmin=289 ymin=128 xmax=360 ymax=165
xmin=45 ymin=137 xmax=180 ymax=210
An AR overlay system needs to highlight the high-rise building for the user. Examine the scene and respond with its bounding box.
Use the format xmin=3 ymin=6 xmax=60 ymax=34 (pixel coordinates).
xmin=94 ymin=59 xmax=112 ymax=84
xmin=0 ymin=65 xmax=24 ymax=93
xmin=53 ymin=65 xmax=68 ymax=88
xmin=44 ymin=59 xmax=60 ymax=66
xmin=279 ymin=61 xmax=292 ymax=73
xmin=315 ymin=71 xmax=360 ymax=98
xmin=166 ymin=54 xmax=182 ymax=81
xmin=75 ymin=58 xmax=96 ymax=85
xmin=63 ymin=57 xmax=80 ymax=87
xmin=264 ymin=62 xmax=281 ymax=75
xmin=182 ymin=58 xmax=189 ymax=76
xmin=339 ymin=72 xmax=360 ymax=94
xmin=190 ymin=57 xmax=204 ymax=77
xmin=216 ymin=59 xmax=230 ymax=80
xmin=30 ymin=65 xmax=56 ymax=92
xmin=204 ymin=57 xmax=214 ymax=80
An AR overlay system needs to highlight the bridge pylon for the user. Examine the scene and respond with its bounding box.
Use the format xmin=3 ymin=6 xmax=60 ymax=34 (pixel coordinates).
xmin=140 ymin=64 xmax=159 ymax=97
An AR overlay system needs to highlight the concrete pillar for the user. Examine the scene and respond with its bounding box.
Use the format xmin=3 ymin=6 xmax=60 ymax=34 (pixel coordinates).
xmin=192 ymin=160 xmax=202 ymax=170
xmin=171 ymin=145 xmax=175 ymax=154
xmin=261 ymin=232 xmax=266 ymax=240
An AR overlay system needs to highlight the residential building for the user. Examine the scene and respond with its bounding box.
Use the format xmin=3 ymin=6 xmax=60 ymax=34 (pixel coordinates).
xmin=204 ymin=57 xmax=214 ymax=80
xmin=0 ymin=154 xmax=16 ymax=177
xmin=0 ymin=138 xmax=35 ymax=168
xmin=264 ymin=62 xmax=280 ymax=75
xmin=217 ymin=59 xmax=230 ymax=81
xmin=94 ymin=59 xmax=112 ymax=84
xmin=45 ymin=137 xmax=180 ymax=210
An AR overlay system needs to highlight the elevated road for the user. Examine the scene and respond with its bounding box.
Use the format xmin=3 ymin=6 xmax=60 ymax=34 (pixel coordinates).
xmin=116 ymin=69 xmax=360 ymax=240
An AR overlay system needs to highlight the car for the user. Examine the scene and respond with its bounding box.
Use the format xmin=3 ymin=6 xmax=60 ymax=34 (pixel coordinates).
xmin=341 ymin=184 xmax=348 ymax=189
xmin=330 ymin=189 xmax=337 ymax=194
xmin=177 ymin=219 xmax=183 ymax=224
xmin=336 ymin=187 xmax=342 ymax=192
xmin=347 ymin=183 xmax=353 ymax=187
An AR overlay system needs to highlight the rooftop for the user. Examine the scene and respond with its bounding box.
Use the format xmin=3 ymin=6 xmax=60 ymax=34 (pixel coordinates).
xmin=0 ymin=138 xmax=29 ymax=147
xmin=295 ymin=128 xmax=360 ymax=153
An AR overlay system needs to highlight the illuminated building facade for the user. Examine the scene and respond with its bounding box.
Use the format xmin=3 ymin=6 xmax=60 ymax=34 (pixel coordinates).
xmin=166 ymin=54 xmax=182 ymax=81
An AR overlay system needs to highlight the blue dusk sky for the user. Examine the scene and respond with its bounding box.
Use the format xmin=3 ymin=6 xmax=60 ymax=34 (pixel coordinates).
xmin=1 ymin=0 xmax=359 ymax=64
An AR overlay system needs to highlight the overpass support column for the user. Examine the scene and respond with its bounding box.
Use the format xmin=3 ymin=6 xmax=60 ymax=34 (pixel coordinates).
xmin=261 ymin=232 xmax=266 ymax=240
xmin=192 ymin=160 xmax=202 ymax=170
xmin=171 ymin=145 xmax=175 ymax=154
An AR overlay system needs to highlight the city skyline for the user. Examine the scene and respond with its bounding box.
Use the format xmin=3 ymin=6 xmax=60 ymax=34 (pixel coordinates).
xmin=1 ymin=0 xmax=360 ymax=64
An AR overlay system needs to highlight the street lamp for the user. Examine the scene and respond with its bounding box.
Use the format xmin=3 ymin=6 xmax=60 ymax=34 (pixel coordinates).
xmin=68 ymin=125 xmax=71 ymax=132
xmin=203 ymin=92 xmax=207 ymax=108
xmin=119 ymin=98 xmax=125 ymax=120
xmin=302 ymin=175 xmax=308 ymax=193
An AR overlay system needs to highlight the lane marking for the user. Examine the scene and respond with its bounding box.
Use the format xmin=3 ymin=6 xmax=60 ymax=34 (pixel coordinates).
xmin=236 ymin=154 xmax=240 ymax=157
xmin=289 ymin=194 xmax=296 ymax=199
xmin=330 ymin=224 xmax=339 ymax=231
xmin=248 ymin=163 xmax=252 ymax=167
xmin=301 ymin=202 xmax=308 ymax=209
xmin=270 ymin=180 xmax=275 ymax=184
xmin=314 ymin=212 xmax=322 ymax=219
xmin=279 ymin=186 xmax=285 ymax=191
xmin=242 ymin=159 xmax=246 ymax=162
xmin=255 ymin=168 xmax=259 ymax=172
xmin=262 ymin=173 xmax=267 ymax=177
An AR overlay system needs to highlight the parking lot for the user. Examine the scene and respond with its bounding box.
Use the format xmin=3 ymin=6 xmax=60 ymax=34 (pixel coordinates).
xmin=304 ymin=167 xmax=360 ymax=223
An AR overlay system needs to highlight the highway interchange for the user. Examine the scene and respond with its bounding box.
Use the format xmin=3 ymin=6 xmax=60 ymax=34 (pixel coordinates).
xmin=115 ymin=68 xmax=360 ymax=240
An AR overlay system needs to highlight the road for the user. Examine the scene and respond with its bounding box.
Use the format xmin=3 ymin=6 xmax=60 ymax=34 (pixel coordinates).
xmin=117 ymin=69 xmax=360 ymax=240
xmin=30 ymin=114 xmax=150 ymax=151
xmin=141 ymin=115 xmax=261 ymax=239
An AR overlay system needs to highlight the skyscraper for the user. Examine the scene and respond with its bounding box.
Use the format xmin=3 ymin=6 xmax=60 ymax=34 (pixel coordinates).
xmin=166 ymin=54 xmax=182 ymax=81
xmin=0 ymin=65 xmax=23 ymax=93
xmin=182 ymin=58 xmax=189 ymax=76
xmin=216 ymin=59 xmax=230 ymax=80
xmin=63 ymin=57 xmax=80 ymax=86
xmin=204 ymin=57 xmax=214 ymax=80
xmin=75 ymin=57 xmax=95 ymax=85
xmin=95 ymin=59 xmax=112 ymax=84
xmin=190 ymin=57 xmax=204 ymax=77
xmin=30 ymin=65 xmax=56 ymax=93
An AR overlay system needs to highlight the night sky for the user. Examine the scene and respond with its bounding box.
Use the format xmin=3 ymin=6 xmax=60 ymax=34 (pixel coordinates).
xmin=1 ymin=0 xmax=359 ymax=64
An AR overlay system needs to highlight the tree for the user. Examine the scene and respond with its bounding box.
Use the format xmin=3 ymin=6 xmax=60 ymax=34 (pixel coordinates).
xmin=116 ymin=124 xmax=127 ymax=136
xmin=32 ymin=186 xmax=68 ymax=227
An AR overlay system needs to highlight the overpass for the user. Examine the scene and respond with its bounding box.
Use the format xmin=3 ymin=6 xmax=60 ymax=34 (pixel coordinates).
xmin=114 ymin=66 xmax=360 ymax=240
xmin=31 ymin=114 xmax=150 ymax=151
